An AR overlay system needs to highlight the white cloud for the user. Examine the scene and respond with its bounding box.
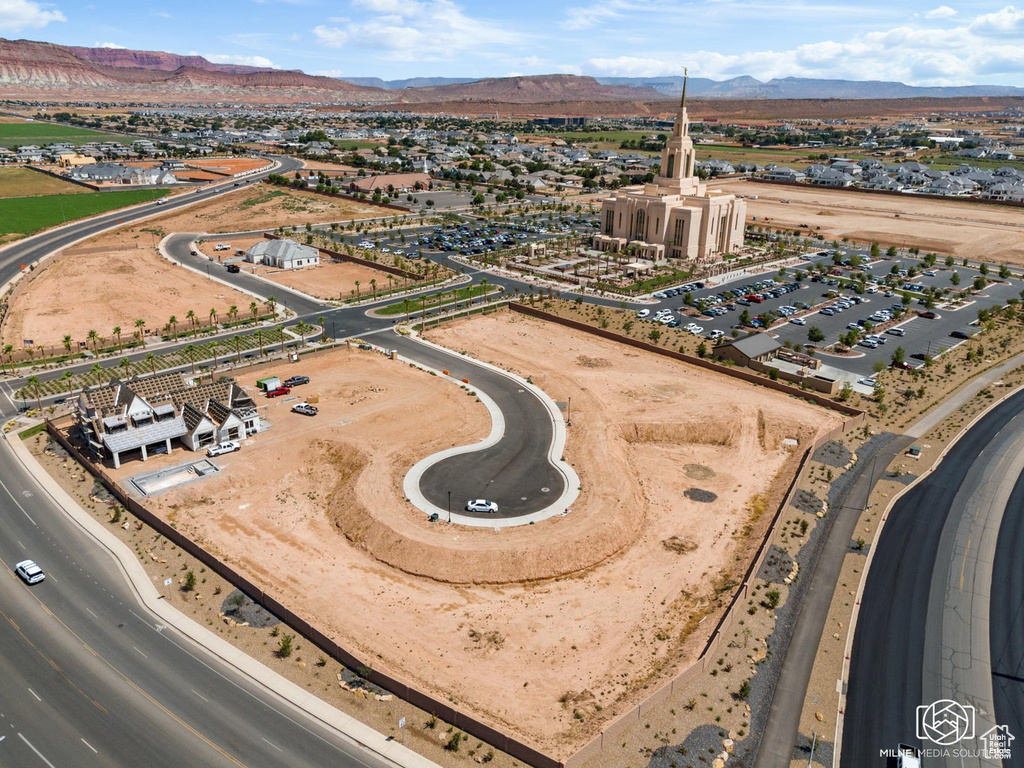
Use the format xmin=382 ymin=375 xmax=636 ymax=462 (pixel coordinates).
xmin=924 ymin=5 xmax=957 ymax=19
xmin=313 ymin=0 xmax=525 ymax=61
xmin=0 ymin=0 xmax=65 ymax=32
xmin=200 ymin=53 xmax=278 ymax=68
xmin=97 ymin=41 xmax=127 ymax=49
xmin=970 ymin=5 xmax=1024 ymax=36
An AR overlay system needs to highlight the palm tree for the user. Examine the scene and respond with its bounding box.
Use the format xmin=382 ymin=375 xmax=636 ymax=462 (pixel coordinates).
xmin=279 ymin=328 xmax=288 ymax=354
xmin=168 ymin=315 xmax=178 ymax=341
xmin=209 ymin=308 xmax=218 ymax=327
xmin=403 ymin=298 xmax=410 ymax=323
xmin=480 ymin=277 xmax=489 ymax=304
xmin=266 ymin=295 xmax=277 ymax=318
xmin=370 ymin=278 xmax=377 ymax=301
xmin=354 ymin=280 xmax=361 ymax=301
xmin=183 ymin=344 xmax=197 ymax=374
xmin=134 ymin=318 xmax=146 ymax=348
xmin=254 ymin=330 xmax=265 ymax=357
xmin=26 ymin=375 xmax=41 ymax=411
xmin=233 ymin=334 xmax=242 ymax=363
xmin=61 ymin=369 xmax=74 ymax=397
xmin=227 ymin=305 xmax=238 ymax=325
xmin=146 ymin=352 xmax=157 ymax=376
xmin=119 ymin=357 xmax=132 ymax=380
xmin=87 ymin=329 xmax=99 ymax=351
xmin=2 ymin=343 xmax=13 ymax=375
xmin=249 ymin=301 xmax=259 ymax=323
xmin=318 ymin=316 xmax=326 ymax=342
xmin=186 ymin=310 xmax=196 ymax=336
xmin=294 ymin=321 xmax=310 ymax=348
xmin=207 ymin=341 xmax=219 ymax=369
xmin=62 ymin=334 xmax=73 ymax=357
xmin=89 ymin=362 xmax=103 ymax=385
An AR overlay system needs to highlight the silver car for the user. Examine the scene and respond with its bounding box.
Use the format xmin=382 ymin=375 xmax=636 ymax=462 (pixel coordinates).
xmin=465 ymin=499 xmax=499 ymax=513
xmin=15 ymin=560 xmax=45 ymax=585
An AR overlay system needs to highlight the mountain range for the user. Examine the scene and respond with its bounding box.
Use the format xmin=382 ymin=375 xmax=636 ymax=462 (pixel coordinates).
xmin=2 ymin=38 xmax=1024 ymax=108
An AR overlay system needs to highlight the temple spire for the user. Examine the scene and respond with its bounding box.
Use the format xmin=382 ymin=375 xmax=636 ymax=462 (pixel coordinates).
xmin=679 ymin=66 xmax=688 ymax=108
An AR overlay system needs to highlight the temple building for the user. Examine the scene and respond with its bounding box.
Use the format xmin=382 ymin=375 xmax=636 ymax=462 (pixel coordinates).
xmin=592 ymin=74 xmax=746 ymax=264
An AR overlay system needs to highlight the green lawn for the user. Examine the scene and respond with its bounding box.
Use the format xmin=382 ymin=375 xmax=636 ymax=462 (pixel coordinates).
xmin=931 ymin=154 xmax=1024 ymax=172
xmin=0 ymin=189 xmax=170 ymax=238
xmin=0 ymin=121 xmax=130 ymax=148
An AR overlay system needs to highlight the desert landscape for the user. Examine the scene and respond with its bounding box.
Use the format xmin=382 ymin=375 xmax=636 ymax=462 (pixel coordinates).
xmin=109 ymin=312 xmax=841 ymax=755
xmin=713 ymin=179 xmax=1024 ymax=264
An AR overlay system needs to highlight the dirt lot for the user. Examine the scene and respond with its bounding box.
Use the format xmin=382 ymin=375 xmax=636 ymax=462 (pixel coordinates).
xmin=1 ymin=244 xmax=254 ymax=348
xmin=109 ymin=313 xmax=839 ymax=756
xmin=187 ymin=157 xmax=272 ymax=176
xmin=712 ymin=179 xmax=1024 ymax=264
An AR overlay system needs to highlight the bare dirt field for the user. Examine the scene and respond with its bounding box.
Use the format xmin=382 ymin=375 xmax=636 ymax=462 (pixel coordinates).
xmin=113 ymin=313 xmax=840 ymax=756
xmin=1 ymin=245 xmax=254 ymax=348
xmin=0 ymin=167 xmax=88 ymax=198
xmin=712 ymin=179 xmax=1024 ymax=264
xmin=187 ymin=156 xmax=271 ymax=176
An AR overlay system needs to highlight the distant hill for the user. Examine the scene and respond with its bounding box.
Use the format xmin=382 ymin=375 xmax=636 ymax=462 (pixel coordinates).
xmin=342 ymin=76 xmax=478 ymax=90
xmin=393 ymin=74 xmax=662 ymax=104
xmin=596 ymin=75 xmax=1024 ymax=100
xmin=67 ymin=45 xmax=277 ymax=75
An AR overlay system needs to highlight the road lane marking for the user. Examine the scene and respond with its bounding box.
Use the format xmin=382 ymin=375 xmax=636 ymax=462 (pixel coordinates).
xmin=191 ymin=690 xmax=208 ymax=702
xmin=0 ymin=476 xmax=36 ymax=525
xmin=959 ymin=533 xmax=972 ymax=591
xmin=18 ymin=734 xmax=56 ymax=768
xmin=261 ymin=737 xmax=283 ymax=752
xmin=133 ymin=647 xmax=148 ymax=659
xmin=85 ymin=608 xmax=98 ymax=619
xmin=28 ymin=689 xmax=40 ymax=701
xmin=81 ymin=738 xmax=97 ymax=753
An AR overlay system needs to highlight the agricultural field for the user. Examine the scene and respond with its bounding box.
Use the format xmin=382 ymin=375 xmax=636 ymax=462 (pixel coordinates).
xmin=0 ymin=188 xmax=169 ymax=243
xmin=0 ymin=167 xmax=88 ymax=198
xmin=0 ymin=121 xmax=129 ymax=148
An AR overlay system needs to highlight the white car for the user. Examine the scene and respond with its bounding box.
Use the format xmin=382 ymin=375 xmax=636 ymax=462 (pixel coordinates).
xmin=789 ymin=317 xmax=806 ymax=325
xmin=637 ymin=309 xmax=651 ymax=319
xmin=15 ymin=560 xmax=45 ymax=585
xmin=465 ymin=499 xmax=499 ymax=513
xmin=858 ymin=377 xmax=878 ymax=387
xmin=688 ymin=325 xmax=704 ymax=335
xmin=207 ymin=441 xmax=241 ymax=457
xmin=707 ymin=329 xmax=725 ymax=340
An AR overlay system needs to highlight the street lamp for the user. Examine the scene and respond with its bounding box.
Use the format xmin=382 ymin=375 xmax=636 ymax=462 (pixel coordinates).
xmin=447 ymin=490 xmax=451 ymax=523
xmin=566 ymin=396 xmax=572 ymax=427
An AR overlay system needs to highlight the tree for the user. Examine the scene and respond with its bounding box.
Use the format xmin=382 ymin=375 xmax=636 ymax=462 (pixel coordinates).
xmin=62 ymin=334 xmax=73 ymax=356
xmin=146 ymin=352 xmax=157 ymax=376
xmin=979 ymin=262 xmax=990 ymax=276
xmin=973 ymin=275 xmax=987 ymax=292
xmin=2 ymin=344 xmax=13 ymax=375
xmin=266 ymin=295 xmax=277 ymax=318
xmin=886 ymin=245 xmax=898 ymax=257
xmin=209 ymin=307 xmax=218 ymax=327
xmin=354 ymin=280 xmax=361 ymax=301
xmin=183 ymin=344 xmax=197 ymax=374
xmin=318 ymin=316 xmax=327 ymax=342
xmin=250 ymin=301 xmax=259 ymax=323
xmin=87 ymin=329 xmax=99 ymax=351
xmin=403 ymin=298 xmax=411 ymax=323
xmin=253 ymin=330 xmax=265 ymax=358
xmin=233 ymin=334 xmax=242 ymax=363
xmin=891 ymin=346 xmax=906 ymax=367
xmin=61 ymin=370 xmax=74 ymax=397
xmin=134 ymin=318 xmax=146 ymax=348
xmin=186 ymin=310 xmax=196 ymax=336
xmin=227 ymin=305 xmax=238 ymax=326
xmin=207 ymin=341 xmax=219 ymax=369
xmin=696 ymin=341 xmax=708 ymax=358
xmin=119 ymin=357 xmax=132 ymax=380
xmin=370 ymin=278 xmax=377 ymax=301
xmin=26 ymin=375 xmax=41 ymax=411
xmin=648 ymin=328 xmax=661 ymax=344
xmin=1000 ymin=264 xmax=1012 ymax=279
xmin=740 ymin=309 xmax=751 ymax=326
xmin=168 ymin=315 xmax=178 ymax=341
xmin=838 ymin=381 xmax=854 ymax=401
xmin=950 ymin=271 xmax=961 ymax=287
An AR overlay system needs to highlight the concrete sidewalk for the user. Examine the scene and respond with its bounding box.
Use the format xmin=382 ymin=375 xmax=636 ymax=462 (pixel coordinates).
xmin=3 ymin=429 xmax=441 ymax=768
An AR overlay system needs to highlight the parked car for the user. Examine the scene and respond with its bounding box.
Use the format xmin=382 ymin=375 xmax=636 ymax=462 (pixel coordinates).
xmin=207 ymin=441 xmax=241 ymax=457
xmin=886 ymin=327 xmax=907 ymax=336
xmin=266 ymin=386 xmax=291 ymax=398
xmin=466 ymin=499 xmax=499 ymax=513
xmin=789 ymin=317 xmax=806 ymax=325
xmin=637 ymin=309 xmax=651 ymax=318
xmin=291 ymin=403 xmax=318 ymax=416
xmin=284 ymin=376 xmax=310 ymax=387
xmin=226 ymin=264 xmax=240 ymax=273
xmin=15 ymin=559 xmax=45 ymax=585
xmin=858 ymin=377 xmax=878 ymax=387
xmin=950 ymin=330 xmax=971 ymax=340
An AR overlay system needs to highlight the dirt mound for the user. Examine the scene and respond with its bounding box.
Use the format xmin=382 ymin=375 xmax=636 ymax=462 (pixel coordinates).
xmin=621 ymin=420 xmax=736 ymax=446
xmin=662 ymin=536 xmax=698 ymax=554
xmin=683 ymin=463 xmax=717 ymax=480
xmin=683 ymin=488 xmax=718 ymax=503
xmin=575 ymin=355 xmax=612 ymax=368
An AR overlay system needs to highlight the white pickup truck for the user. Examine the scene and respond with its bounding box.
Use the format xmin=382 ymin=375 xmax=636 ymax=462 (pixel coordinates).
xmin=215 ymin=243 xmax=231 ymax=251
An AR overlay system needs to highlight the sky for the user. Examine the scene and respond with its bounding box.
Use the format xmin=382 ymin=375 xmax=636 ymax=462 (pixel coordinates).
xmin=3 ymin=0 xmax=1024 ymax=86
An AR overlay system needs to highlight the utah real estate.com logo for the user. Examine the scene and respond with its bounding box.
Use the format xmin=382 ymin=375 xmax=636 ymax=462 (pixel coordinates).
xmin=916 ymin=699 xmax=1014 ymax=759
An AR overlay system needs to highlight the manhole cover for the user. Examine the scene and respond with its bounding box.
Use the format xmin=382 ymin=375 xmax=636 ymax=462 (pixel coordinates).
xmin=521 ymin=496 xmax=528 ymax=501
xmin=541 ymin=487 xmax=550 ymax=493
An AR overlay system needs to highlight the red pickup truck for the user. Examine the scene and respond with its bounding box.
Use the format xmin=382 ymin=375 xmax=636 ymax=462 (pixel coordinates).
xmin=266 ymin=386 xmax=291 ymax=398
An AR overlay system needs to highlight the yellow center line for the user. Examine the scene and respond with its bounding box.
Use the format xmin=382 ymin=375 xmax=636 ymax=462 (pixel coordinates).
xmin=960 ymin=534 xmax=972 ymax=591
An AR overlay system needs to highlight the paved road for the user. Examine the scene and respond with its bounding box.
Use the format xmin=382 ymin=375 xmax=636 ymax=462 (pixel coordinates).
xmin=388 ymin=334 xmax=566 ymax=518
xmin=0 ymin=437 xmax=405 ymax=768
xmin=843 ymin=389 xmax=1024 ymax=765
xmin=752 ymin=434 xmax=913 ymax=768
xmin=991 ymin=469 xmax=1024 ymax=767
